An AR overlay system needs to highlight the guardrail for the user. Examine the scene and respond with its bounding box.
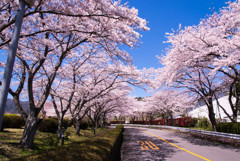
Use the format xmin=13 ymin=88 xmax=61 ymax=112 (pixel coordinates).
xmin=111 ymin=124 xmax=240 ymax=140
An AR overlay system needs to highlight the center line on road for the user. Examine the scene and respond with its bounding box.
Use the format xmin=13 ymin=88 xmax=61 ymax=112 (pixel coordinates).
xmin=136 ymin=128 xmax=211 ymax=161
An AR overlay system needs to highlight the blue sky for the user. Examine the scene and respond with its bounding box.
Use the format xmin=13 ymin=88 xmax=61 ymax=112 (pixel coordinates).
xmin=125 ymin=0 xmax=233 ymax=97
xmin=0 ymin=0 xmax=234 ymax=99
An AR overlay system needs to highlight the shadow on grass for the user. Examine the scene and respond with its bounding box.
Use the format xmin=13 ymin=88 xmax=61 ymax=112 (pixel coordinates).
xmin=16 ymin=138 xmax=113 ymax=161
xmin=36 ymin=133 xmax=59 ymax=147
xmin=0 ymin=127 xmax=122 ymax=161
xmin=0 ymin=131 xmax=20 ymax=140
xmin=0 ymin=146 xmax=11 ymax=158
xmin=0 ymin=142 xmax=21 ymax=160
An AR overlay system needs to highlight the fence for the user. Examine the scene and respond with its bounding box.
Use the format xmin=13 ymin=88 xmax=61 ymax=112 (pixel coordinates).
xmin=112 ymin=124 xmax=240 ymax=140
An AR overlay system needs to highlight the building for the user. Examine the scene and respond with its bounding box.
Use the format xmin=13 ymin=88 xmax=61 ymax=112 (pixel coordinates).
xmin=188 ymin=94 xmax=240 ymax=122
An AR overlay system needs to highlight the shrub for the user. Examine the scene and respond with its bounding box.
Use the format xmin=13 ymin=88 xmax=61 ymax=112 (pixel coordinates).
xmin=38 ymin=118 xmax=58 ymax=133
xmin=38 ymin=117 xmax=72 ymax=133
xmin=62 ymin=118 xmax=70 ymax=128
xmin=195 ymin=117 xmax=211 ymax=130
xmin=116 ymin=125 xmax=124 ymax=129
xmin=80 ymin=121 xmax=88 ymax=130
xmin=191 ymin=118 xmax=199 ymax=127
xmin=86 ymin=120 xmax=93 ymax=129
xmin=40 ymin=134 xmax=59 ymax=146
xmin=73 ymin=120 xmax=89 ymax=130
xmin=216 ymin=122 xmax=240 ymax=134
xmin=1 ymin=114 xmax=25 ymax=131
xmin=1 ymin=115 xmax=11 ymax=131
xmin=9 ymin=114 xmax=25 ymax=128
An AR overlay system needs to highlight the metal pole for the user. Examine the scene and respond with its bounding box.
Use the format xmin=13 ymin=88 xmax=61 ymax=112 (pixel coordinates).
xmin=0 ymin=0 xmax=25 ymax=130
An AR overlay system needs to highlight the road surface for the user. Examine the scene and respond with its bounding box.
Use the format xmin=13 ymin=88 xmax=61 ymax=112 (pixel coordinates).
xmin=121 ymin=127 xmax=240 ymax=161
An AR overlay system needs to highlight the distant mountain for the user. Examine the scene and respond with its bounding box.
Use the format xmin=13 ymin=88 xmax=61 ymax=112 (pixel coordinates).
xmin=5 ymin=99 xmax=29 ymax=114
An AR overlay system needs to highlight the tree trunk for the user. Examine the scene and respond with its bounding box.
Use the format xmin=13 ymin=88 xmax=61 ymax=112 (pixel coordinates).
xmin=20 ymin=112 xmax=38 ymax=148
xmin=97 ymin=119 xmax=101 ymax=129
xmin=13 ymin=95 xmax=28 ymax=121
xmin=57 ymin=119 xmax=63 ymax=138
xmin=170 ymin=115 xmax=174 ymax=126
xmin=232 ymin=111 xmax=238 ymax=123
xmin=232 ymin=82 xmax=239 ymax=123
xmin=92 ymin=123 xmax=96 ymax=135
xmin=207 ymin=99 xmax=216 ymax=131
xmin=75 ymin=120 xmax=81 ymax=136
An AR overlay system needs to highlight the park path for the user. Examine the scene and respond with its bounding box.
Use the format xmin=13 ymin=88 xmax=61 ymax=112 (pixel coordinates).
xmin=121 ymin=127 xmax=240 ymax=161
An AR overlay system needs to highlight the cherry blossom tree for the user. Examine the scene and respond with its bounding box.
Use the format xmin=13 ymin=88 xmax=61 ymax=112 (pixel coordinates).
xmin=48 ymin=43 xmax=146 ymax=136
xmin=69 ymin=63 xmax=140 ymax=135
xmin=0 ymin=0 xmax=149 ymax=148
xmin=157 ymin=63 xmax=224 ymax=130
xmin=188 ymin=1 xmax=240 ymax=123
xmin=141 ymin=97 xmax=162 ymax=124
xmin=146 ymin=89 xmax=193 ymax=124
xmin=87 ymin=87 xmax=130 ymax=133
xmin=118 ymin=96 xmax=148 ymax=123
xmin=48 ymin=44 xmax=100 ymax=137
xmin=155 ymin=1 xmax=240 ymax=130
xmin=110 ymin=95 xmax=136 ymax=122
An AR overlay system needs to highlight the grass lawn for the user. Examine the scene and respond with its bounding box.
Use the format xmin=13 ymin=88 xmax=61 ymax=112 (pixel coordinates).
xmin=0 ymin=127 xmax=108 ymax=161
xmin=18 ymin=127 xmax=123 ymax=161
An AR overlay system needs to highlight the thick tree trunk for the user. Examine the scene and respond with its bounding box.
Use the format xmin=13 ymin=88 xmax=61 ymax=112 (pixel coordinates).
xmin=232 ymin=111 xmax=238 ymax=123
xmin=207 ymin=99 xmax=216 ymax=131
xmin=20 ymin=112 xmax=38 ymax=148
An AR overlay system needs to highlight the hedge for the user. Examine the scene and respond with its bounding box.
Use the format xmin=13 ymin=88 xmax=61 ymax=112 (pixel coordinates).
xmin=1 ymin=114 xmax=25 ymax=131
xmin=73 ymin=121 xmax=89 ymax=130
xmin=38 ymin=118 xmax=59 ymax=133
xmin=216 ymin=122 xmax=240 ymax=134
xmin=194 ymin=117 xmax=212 ymax=130
xmin=79 ymin=121 xmax=88 ymax=129
xmin=20 ymin=126 xmax=124 ymax=161
xmin=38 ymin=117 xmax=70 ymax=133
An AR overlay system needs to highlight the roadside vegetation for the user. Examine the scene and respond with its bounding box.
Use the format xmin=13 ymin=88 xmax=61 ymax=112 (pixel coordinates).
xmin=190 ymin=117 xmax=213 ymax=131
xmin=190 ymin=117 xmax=240 ymax=134
xmin=0 ymin=125 xmax=123 ymax=161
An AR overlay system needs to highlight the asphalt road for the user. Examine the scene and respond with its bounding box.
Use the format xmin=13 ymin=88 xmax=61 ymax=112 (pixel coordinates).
xmin=121 ymin=127 xmax=240 ymax=161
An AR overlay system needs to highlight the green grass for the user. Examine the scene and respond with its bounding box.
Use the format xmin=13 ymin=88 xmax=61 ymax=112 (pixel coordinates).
xmin=186 ymin=126 xmax=213 ymax=131
xmin=19 ymin=127 xmax=123 ymax=161
xmin=0 ymin=127 xmax=109 ymax=161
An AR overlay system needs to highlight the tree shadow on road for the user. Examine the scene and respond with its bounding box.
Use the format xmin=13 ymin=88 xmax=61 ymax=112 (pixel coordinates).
xmin=121 ymin=128 xmax=180 ymax=161
xmin=171 ymin=131 xmax=240 ymax=152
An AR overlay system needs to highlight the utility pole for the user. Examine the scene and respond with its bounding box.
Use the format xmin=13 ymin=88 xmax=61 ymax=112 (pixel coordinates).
xmin=0 ymin=0 xmax=26 ymax=130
